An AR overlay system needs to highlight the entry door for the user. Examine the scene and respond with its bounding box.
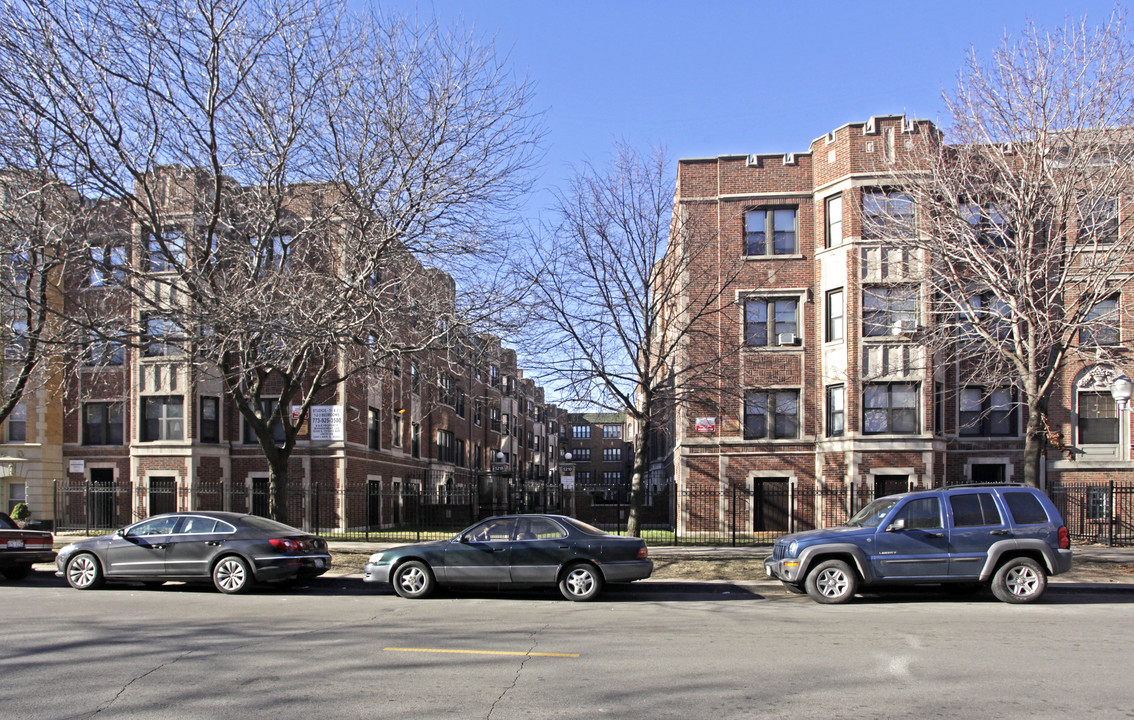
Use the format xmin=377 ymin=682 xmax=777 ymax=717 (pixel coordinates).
xmin=251 ymin=478 xmax=269 ymax=518
xmin=367 ymin=480 xmax=383 ymax=529
xmin=149 ymin=477 xmax=177 ymax=516
xmin=875 ymin=475 xmax=909 ymax=499
xmin=970 ymin=464 xmax=1005 ymax=484
xmin=753 ymin=479 xmax=789 ymax=532
xmin=89 ymin=468 xmax=116 ymax=529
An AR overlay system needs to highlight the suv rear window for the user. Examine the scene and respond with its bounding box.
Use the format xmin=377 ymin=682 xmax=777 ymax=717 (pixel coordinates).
xmin=949 ymin=492 xmax=1002 ymax=527
xmin=1003 ymin=492 xmax=1049 ymax=525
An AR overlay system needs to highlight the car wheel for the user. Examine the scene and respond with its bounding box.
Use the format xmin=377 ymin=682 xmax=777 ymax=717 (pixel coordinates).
xmin=559 ymin=563 xmax=603 ymax=601
xmin=213 ymin=555 xmax=252 ymax=594
xmin=2 ymin=564 xmax=32 ymax=581
xmin=804 ymin=559 xmax=858 ymax=604
xmin=991 ymin=557 xmax=1047 ymax=604
xmin=780 ymin=581 xmax=806 ymax=595
xmin=66 ymin=553 xmax=105 ymax=590
xmin=392 ymin=560 xmax=435 ymax=599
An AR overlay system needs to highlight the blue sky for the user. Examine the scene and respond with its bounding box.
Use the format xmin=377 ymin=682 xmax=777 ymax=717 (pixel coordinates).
xmin=383 ymin=0 xmax=1124 ymax=209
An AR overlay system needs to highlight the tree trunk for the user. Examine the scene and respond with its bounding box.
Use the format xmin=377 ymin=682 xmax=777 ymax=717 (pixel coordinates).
xmin=268 ymin=455 xmax=290 ymax=524
xmin=625 ymin=416 xmax=651 ymax=537
xmin=1022 ymin=399 xmax=1047 ymax=489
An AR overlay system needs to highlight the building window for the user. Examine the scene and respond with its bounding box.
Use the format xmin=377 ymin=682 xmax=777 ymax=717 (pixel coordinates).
xmin=1078 ymin=196 xmax=1119 ymax=243
xmin=454 ymin=391 xmax=465 ymax=418
xmin=744 ymin=207 xmax=798 ymax=256
xmin=745 ymin=297 xmax=799 ymax=346
xmin=143 ymin=315 xmax=183 ymax=357
xmin=146 ymin=231 xmax=186 ymax=272
xmin=6 ymin=402 xmax=26 ymax=443
xmin=934 ymin=382 xmax=944 ymax=436
xmin=961 ymin=203 xmax=1011 ymax=245
xmin=826 ymin=385 xmax=845 ymax=437
xmin=455 ymin=438 xmax=466 ymax=467
xmin=501 ymin=413 xmax=511 ymax=436
xmin=392 ymin=414 xmax=403 ymax=447
xmin=87 ymin=245 xmax=127 ymax=286
xmin=200 ymin=396 xmax=220 ymax=444
xmin=959 ymin=387 xmax=1016 ymax=437
xmin=602 ymin=471 xmax=622 ymax=485
xmin=490 ymin=407 xmax=501 ymax=433
xmin=572 ymin=425 xmax=591 ymax=439
xmin=141 ymin=396 xmax=184 ymax=442
xmin=242 ymin=398 xmax=284 ymax=445
xmin=1081 ymin=296 xmax=1120 ymax=347
xmin=1078 ymin=391 xmax=1118 ymax=445
xmin=436 ymin=429 xmax=455 ymax=463
xmin=410 ymin=362 xmax=420 ymax=395
xmin=825 ymin=289 xmax=844 ymax=342
xmin=825 ymin=195 xmax=843 ymax=247
xmin=439 ymin=375 xmax=456 ymax=406
xmin=572 ymin=447 xmax=591 ymax=461
xmin=83 ymin=402 xmax=124 ymax=445
xmin=474 ymin=399 xmax=482 ymax=426
xmin=862 ymin=189 xmax=915 ymax=239
xmin=411 ymin=422 xmax=420 ymax=458
xmin=1087 ymin=486 xmax=1110 ymax=521
xmin=963 ymin=292 xmax=1012 ymax=340
xmin=85 ymin=331 xmax=124 ymax=366
xmin=490 ymin=365 xmax=500 ymax=387
xmin=5 ymin=320 xmax=27 ymax=360
xmin=5 ymin=481 xmax=26 ymax=515
xmin=368 ymin=407 xmax=381 ymax=450
xmin=603 ymin=424 xmax=622 ymax=439
xmin=863 ymin=286 xmax=917 ymax=336
xmin=603 ymin=447 xmax=622 ymax=462
xmin=863 ymin=383 xmax=919 ymax=435
xmin=744 ymin=390 xmax=800 ymax=440
xmin=576 ymin=470 xmax=592 ymax=484
xmin=250 ymin=235 xmax=291 ymax=271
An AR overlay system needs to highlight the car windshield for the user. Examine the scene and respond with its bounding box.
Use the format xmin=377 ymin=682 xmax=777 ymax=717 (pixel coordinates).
xmin=0 ymin=512 xmax=15 ymax=530
xmin=847 ymin=498 xmax=900 ymax=528
xmin=240 ymin=516 xmax=305 ymax=535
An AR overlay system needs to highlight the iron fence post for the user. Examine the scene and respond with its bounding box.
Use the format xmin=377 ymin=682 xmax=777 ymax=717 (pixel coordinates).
xmin=731 ymin=485 xmax=737 ymax=547
xmin=84 ymin=481 xmax=90 ymax=536
xmin=1109 ymin=478 xmax=1116 ymax=547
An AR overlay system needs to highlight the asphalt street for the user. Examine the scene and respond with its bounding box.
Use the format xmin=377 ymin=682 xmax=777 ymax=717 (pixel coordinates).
xmin=3 ymin=568 xmax=1134 ymax=720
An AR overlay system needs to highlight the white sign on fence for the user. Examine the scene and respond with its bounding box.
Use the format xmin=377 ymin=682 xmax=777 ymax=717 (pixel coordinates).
xmin=69 ymin=459 xmax=85 ymax=474
xmin=309 ymin=405 xmax=344 ymax=442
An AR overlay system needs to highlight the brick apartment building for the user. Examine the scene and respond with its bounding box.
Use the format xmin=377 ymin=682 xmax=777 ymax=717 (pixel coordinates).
xmin=661 ymin=114 xmax=1134 ymax=535
xmin=3 ymin=167 xmax=564 ymax=530
xmin=563 ymin=412 xmax=633 ymax=498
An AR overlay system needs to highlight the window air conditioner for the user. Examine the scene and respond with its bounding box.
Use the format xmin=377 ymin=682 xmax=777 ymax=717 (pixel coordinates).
xmin=776 ymin=332 xmax=796 ymax=346
xmin=893 ymin=320 xmax=917 ymax=335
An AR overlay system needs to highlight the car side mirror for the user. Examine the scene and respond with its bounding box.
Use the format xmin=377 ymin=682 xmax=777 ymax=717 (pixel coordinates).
xmin=458 ymin=534 xmax=470 ymax=544
xmin=886 ymin=518 xmax=907 ymax=532
xmin=115 ymin=528 xmax=126 ymax=537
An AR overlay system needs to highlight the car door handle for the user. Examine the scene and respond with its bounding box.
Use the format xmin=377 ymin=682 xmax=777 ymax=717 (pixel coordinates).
xmin=493 ymin=548 xmax=506 ymax=552
xmin=559 ymin=546 xmax=571 ymax=550
xmin=990 ymin=530 xmax=1011 ymax=536
xmin=151 ymin=544 xmax=165 ymax=550
xmin=206 ymin=541 xmax=223 ymax=546
xmin=925 ymin=533 xmax=944 ymax=538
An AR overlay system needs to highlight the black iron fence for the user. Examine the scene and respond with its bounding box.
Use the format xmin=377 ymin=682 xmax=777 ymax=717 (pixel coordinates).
xmin=52 ymin=476 xmax=1134 ymax=547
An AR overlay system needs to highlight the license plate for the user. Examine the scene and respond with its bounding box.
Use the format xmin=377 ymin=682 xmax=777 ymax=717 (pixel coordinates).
xmin=6 ymin=539 xmax=24 ymax=549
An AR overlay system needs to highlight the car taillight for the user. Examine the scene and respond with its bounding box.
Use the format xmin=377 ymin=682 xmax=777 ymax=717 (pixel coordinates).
xmin=637 ymin=546 xmax=648 ymax=559
xmin=25 ymin=539 xmax=52 ymax=549
xmin=269 ymin=538 xmax=301 ymax=552
xmin=1058 ymin=526 xmax=1070 ymax=550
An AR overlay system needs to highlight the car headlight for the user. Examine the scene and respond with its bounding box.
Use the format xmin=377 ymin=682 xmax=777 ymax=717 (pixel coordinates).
xmin=788 ymin=541 xmax=799 ymax=557
xmin=367 ymin=552 xmax=384 ymax=564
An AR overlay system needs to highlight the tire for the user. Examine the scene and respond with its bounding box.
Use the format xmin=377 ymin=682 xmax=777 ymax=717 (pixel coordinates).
xmin=559 ymin=563 xmax=603 ymax=602
xmin=991 ymin=557 xmax=1047 ymax=604
xmin=212 ymin=555 xmax=252 ymax=594
xmin=2 ymin=564 xmax=32 ymax=581
xmin=392 ymin=560 xmax=435 ymax=599
xmin=66 ymin=553 xmax=105 ymax=590
xmin=780 ymin=581 xmax=806 ymax=595
xmin=804 ymin=559 xmax=858 ymax=604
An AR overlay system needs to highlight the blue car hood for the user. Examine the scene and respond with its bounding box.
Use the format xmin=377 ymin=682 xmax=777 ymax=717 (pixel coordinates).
xmin=778 ymin=525 xmax=872 ymax=544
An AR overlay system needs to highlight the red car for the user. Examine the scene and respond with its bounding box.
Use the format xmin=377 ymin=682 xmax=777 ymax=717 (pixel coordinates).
xmin=0 ymin=511 xmax=55 ymax=580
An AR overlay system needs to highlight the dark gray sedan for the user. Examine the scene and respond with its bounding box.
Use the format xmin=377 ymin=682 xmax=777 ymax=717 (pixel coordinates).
xmin=56 ymin=511 xmax=330 ymax=594
xmin=364 ymin=514 xmax=653 ymax=601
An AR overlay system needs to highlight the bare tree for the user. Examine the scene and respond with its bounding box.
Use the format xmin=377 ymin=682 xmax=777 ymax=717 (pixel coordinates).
xmin=525 ymin=143 xmax=740 ymax=536
xmin=0 ymin=0 xmax=541 ymax=520
xmin=880 ymin=11 xmax=1134 ymax=486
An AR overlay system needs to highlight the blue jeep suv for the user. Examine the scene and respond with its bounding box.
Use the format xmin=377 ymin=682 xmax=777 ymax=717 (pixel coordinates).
xmin=764 ymin=484 xmax=1072 ymax=604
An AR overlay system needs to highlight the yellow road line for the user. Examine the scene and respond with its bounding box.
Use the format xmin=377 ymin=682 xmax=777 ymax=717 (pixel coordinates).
xmin=384 ymin=647 xmax=579 ymax=658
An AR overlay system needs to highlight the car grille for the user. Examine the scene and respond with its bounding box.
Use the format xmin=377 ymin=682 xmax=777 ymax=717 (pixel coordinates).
xmin=772 ymin=543 xmax=785 ymax=561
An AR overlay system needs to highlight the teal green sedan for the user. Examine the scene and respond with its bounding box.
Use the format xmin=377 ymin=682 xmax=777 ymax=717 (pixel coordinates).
xmin=363 ymin=514 xmax=652 ymax=601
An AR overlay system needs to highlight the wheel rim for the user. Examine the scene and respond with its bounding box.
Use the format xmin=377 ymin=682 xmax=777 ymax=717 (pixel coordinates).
xmin=69 ymin=556 xmax=96 ymax=588
xmin=216 ymin=559 xmax=246 ymax=592
xmin=566 ymin=568 xmax=594 ymax=597
xmin=399 ymin=567 xmax=426 ymax=594
xmin=1005 ymin=565 xmax=1040 ymax=596
xmin=816 ymin=568 xmax=848 ymax=598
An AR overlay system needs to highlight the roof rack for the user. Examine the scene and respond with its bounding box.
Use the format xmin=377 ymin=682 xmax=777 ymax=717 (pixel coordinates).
xmin=942 ymin=483 xmax=1028 ymax=489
